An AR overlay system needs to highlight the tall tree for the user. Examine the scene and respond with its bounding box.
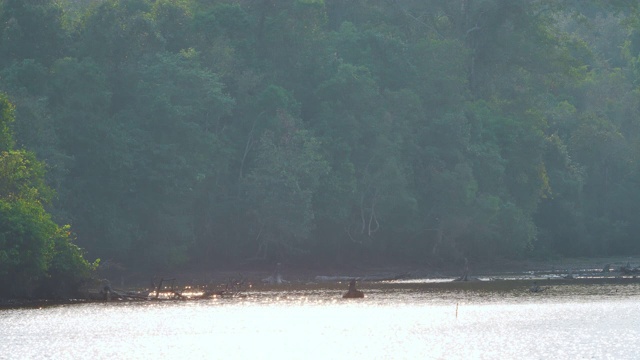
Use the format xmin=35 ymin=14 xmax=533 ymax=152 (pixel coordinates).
xmin=0 ymin=94 xmax=94 ymax=298
xmin=0 ymin=0 xmax=67 ymax=67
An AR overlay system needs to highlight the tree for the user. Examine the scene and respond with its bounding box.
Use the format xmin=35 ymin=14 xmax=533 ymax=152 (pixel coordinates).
xmin=0 ymin=0 xmax=67 ymax=67
xmin=121 ymin=49 xmax=234 ymax=268
xmin=3 ymin=0 xmax=640 ymax=271
xmin=242 ymin=107 xmax=328 ymax=260
xmin=0 ymin=94 xmax=95 ymax=298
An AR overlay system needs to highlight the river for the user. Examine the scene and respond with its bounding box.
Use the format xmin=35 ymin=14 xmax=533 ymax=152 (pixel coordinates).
xmin=1 ymin=278 xmax=639 ymax=359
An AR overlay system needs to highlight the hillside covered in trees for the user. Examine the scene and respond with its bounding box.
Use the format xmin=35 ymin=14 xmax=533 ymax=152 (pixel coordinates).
xmin=1 ymin=0 xmax=640 ymax=276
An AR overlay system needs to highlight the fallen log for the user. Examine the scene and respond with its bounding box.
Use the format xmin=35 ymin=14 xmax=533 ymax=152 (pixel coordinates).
xmin=619 ymin=265 xmax=639 ymax=275
xmin=315 ymin=272 xmax=409 ymax=282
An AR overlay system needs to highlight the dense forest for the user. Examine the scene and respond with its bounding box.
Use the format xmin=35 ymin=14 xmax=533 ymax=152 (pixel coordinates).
xmin=1 ymin=0 xmax=640 ymax=283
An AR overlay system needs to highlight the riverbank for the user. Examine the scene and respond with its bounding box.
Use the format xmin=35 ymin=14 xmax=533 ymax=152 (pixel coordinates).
xmin=215 ymin=255 xmax=640 ymax=281
xmin=2 ymin=256 xmax=638 ymax=308
xmin=98 ymin=255 xmax=640 ymax=290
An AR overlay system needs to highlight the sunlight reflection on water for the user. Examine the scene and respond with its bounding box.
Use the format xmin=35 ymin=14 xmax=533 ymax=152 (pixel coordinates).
xmin=1 ymin=283 xmax=639 ymax=359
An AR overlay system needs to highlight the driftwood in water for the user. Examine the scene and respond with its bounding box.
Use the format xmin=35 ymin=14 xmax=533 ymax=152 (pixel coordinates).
xmin=563 ymin=270 xmax=575 ymax=279
xmin=199 ymin=274 xmax=248 ymax=298
xmin=152 ymin=276 xmax=245 ymax=300
xmin=343 ymin=279 xmax=364 ymax=298
xmin=86 ymin=274 xmax=249 ymax=302
xmin=152 ymin=278 xmax=184 ymax=299
xmin=95 ymin=280 xmax=149 ymax=301
xmin=529 ymin=281 xmax=545 ymax=293
xmin=315 ymin=272 xmax=409 ymax=283
xmin=619 ymin=263 xmax=639 ymax=275
xmin=262 ymin=263 xmax=289 ymax=284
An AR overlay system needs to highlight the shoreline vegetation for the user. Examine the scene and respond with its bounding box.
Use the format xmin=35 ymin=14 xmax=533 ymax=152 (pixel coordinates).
xmin=4 ymin=2 xmax=640 ymax=305
xmin=2 ymin=256 xmax=638 ymax=309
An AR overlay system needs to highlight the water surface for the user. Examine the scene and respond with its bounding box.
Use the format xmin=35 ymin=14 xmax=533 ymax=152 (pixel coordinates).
xmin=2 ymin=279 xmax=639 ymax=359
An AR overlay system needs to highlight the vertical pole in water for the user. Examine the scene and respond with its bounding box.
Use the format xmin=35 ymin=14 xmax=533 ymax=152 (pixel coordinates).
xmin=456 ymin=303 xmax=458 ymax=319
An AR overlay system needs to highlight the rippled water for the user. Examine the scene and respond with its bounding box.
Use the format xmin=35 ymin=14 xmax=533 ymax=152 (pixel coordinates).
xmin=1 ymin=279 xmax=639 ymax=359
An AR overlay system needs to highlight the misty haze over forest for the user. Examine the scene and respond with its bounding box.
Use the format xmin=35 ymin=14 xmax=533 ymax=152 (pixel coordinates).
xmin=2 ymin=0 xmax=640 ymax=295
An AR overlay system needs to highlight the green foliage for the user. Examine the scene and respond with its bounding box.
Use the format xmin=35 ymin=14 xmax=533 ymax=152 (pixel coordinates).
xmin=2 ymin=0 xmax=640 ymax=273
xmin=242 ymin=111 xmax=328 ymax=259
xmin=150 ymin=0 xmax=194 ymax=53
xmin=0 ymin=0 xmax=67 ymax=66
xmin=0 ymin=95 xmax=94 ymax=298
xmin=0 ymin=93 xmax=15 ymax=150
xmin=0 ymin=150 xmax=52 ymax=203
xmin=0 ymin=198 xmax=54 ymax=296
xmin=0 ymin=197 xmax=96 ymax=298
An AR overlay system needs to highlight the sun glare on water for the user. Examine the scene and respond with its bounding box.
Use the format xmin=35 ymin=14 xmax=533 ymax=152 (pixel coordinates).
xmin=1 ymin=283 xmax=640 ymax=359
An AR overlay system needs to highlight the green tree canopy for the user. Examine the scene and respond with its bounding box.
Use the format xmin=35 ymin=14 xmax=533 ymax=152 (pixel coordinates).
xmin=1 ymin=0 xmax=640 ymax=272
xmin=0 ymin=94 xmax=95 ymax=299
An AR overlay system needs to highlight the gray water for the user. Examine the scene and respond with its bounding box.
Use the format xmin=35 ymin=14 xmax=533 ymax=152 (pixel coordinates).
xmin=1 ymin=280 xmax=639 ymax=359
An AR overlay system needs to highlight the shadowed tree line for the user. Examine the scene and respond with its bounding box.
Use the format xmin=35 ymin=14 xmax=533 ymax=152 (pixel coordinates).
xmin=0 ymin=93 xmax=96 ymax=298
xmin=1 ymin=0 xmax=640 ymax=288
